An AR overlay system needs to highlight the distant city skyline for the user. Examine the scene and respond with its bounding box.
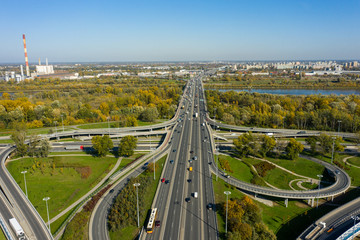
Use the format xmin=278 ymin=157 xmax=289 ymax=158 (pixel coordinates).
xmin=1 ymin=0 xmax=359 ymax=63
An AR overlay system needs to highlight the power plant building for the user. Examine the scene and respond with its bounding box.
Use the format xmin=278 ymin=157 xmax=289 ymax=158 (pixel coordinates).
xmin=35 ymin=58 xmax=54 ymax=75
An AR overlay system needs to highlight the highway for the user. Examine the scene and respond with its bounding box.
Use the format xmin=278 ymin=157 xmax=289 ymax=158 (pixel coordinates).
xmin=0 ymin=147 xmax=53 ymax=240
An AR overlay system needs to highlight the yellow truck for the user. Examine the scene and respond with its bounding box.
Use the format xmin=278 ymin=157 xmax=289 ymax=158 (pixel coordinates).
xmin=189 ymin=167 xmax=193 ymax=172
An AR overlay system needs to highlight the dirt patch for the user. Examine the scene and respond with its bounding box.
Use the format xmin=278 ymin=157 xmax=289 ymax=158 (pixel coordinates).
xmin=75 ymin=166 xmax=92 ymax=179
xmin=295 ymin=201 xmax=309 ymax=208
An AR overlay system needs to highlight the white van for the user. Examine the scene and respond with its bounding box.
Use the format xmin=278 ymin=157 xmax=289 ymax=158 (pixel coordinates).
xmin=194 ymin=192 xmax=198 ymax=198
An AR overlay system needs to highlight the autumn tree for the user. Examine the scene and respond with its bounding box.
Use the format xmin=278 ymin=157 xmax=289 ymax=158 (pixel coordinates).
xmin=10 ymin=123 xmax=27 ymax=157
xmin=285 ymin=138 xmax=304 ymax=160
xmin=118 ymin=135 xmax=138 ymax=157
xmin=92 ymin=135 xmax=113 ymax=157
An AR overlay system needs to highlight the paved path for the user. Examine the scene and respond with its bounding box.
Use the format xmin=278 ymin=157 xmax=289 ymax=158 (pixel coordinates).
xmin=49 ymin=156 xmax=122 ymax=224
xmin=342 ymin=156 xmax=360 ymax=169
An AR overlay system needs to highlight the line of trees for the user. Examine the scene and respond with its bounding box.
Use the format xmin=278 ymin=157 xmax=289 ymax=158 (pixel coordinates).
xmin=91 ymin=135 xmax=138 ymax=157
xmin=11 ymin=123 xmax=51 ymax=158
xmin=207 ymin=90 xmax=360 ymax=133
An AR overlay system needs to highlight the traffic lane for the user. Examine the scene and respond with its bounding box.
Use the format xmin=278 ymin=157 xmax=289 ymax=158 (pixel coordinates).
xmin=163 ymin=119 xmax=191 ymax=240
xmin=146 ymin=126 xmax=184 ymax=240
xmin=0 ymin=148 xmax=51 ymax=240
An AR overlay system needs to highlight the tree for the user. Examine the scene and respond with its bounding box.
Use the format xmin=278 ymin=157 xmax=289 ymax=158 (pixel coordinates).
xmin=305 ymin=137 xmax=317 ymax=154
xmin=139 ymin=107 xmax=159 ymax=122
xmin=260 ymin=135 xmax=276 ymax=157
xmin=118 ymin=135 xmax=138 ymax=157
xmin=10 ymin=123 xmax=27 ymax=157
xmin=285 ymin=138 xmax=304 ymax=160
xmin=317 ymin=133 xmax=332 ymax=155
xmin=28 ymin=135 xmax=41 ymax=157
xmin=92 ymin=135 xmax=113 ymax=157
xmin=38 ymin=139 xmax=51 ymax=157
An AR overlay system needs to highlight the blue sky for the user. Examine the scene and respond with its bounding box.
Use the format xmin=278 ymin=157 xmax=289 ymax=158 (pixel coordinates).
xmin=1 ymin=0 xmax=359 ymax=63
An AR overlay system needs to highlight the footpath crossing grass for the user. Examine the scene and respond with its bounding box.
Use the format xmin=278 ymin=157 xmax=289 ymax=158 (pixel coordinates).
xmin=264 ymin=156 xmax=325 ymax=179
xmin=348 ymin=156 xmax=360 ymax=167
xmin=6 ymin=154 xmax=117 ymax=222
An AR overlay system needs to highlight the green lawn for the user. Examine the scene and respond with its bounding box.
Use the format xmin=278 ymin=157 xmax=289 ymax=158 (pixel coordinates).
xmin=0 ymin=139 xmax=13 ymax=143
xmin=264 ymin=156 xmax=325 ymax=179
xmin=51 ymin=207 xmax=75 ymax=235
xmin=77 ymin=119 xmax=167 ymax=129
xmin=0 ymin=230 xmax=6 ymax=240
xmin=263 ymin=167 xmax=299 ymax=190
xmin=109 ymin=155 xmax=167 ymax=240
xmin=216 ymin=155 xmax=253 ymax=182
xmin=6 ymin=155 xmax=117 ymax=221
xmin=347 ymin=156 xmax=360 ymax=167
xmin=336 ymin=154 xmax=360 ymax=186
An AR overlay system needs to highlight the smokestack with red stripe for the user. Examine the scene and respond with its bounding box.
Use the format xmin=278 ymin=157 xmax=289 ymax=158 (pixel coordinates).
xmin=22 ymin=34 xmax=30 ymax=76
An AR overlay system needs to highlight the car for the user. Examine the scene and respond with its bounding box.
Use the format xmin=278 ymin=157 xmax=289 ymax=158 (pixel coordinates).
xmin=155 ymin=220 xmax=161 ymax=227
xmin=190 ymin=150 xmax=194 ymax=154
xmin=185 ymin=197 xmax=191 ymax=203
xmin=335 ymin=170 xmax=340 ymax=174
xmin=144 ymin=162 xmax=149 ymax=167
xmin=207 ymin=203 xmax=213 ymax=210
xmin=170 ymin=160 xmax=174 ymax=164
xmin=173 ymin=149 xmax=177 ymax=152
xmin=165 ymin=180 xmax=170 ymax=184
xmin=161 ymin=178 xmax=165 ymax=183
xmin=297 ymin=131 xmax=306 ymax=134
xmin=193 ymin=156 xmax=198 ymax=160
xmin=109 ymin=189 xmax=114 ymax=193
xmin=187 ymin=179 xmax=192 ymax=183
xmin=189 ymin=159 xmax=193 ymax=163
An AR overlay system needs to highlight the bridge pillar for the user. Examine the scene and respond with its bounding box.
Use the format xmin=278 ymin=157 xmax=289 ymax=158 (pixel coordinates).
xmin=255 ymin=193 xmax=257 ymax=199
xmin=285 ymin=198 xmax=288 ymax=208
xmin=331 ymin=195 xmax=334 ymax=202
xmin=308 ymin=199 xmax=311 ymax=205
xmin=311 ymin=198 xmax=315 ymax=207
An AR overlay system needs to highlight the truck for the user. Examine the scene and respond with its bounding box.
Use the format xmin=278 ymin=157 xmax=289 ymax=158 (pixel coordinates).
xmin=9 ymin=218 xmax=25 ymax=240
xmin=189 ymin=167 xmax=193 ymax=172
xmin=181 ymin=105 xmax=185 ymax=109
xmin=194 ymin=113 xmax=198 ymax=118
xmin=65 ymin=145 xmax=84 ymax=150
xmin=194 ymin=192 xmax=198 ymax=198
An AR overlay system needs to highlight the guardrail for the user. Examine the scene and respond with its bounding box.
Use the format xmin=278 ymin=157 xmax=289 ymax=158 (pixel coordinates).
xmin=336 ymin=222 xmax=360 ymax=240
xmin=0 ymin=215 xmax=14 ymax=240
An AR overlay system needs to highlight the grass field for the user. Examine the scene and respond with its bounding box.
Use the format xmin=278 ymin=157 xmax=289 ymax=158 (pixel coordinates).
xmin=263 ymin=167 xmax=299 ymax=190
xmin=0 ymin=230 xmax=6 ymax=240
xmin=77 ymin=119 xmax=167 ymax=129
xmin=264 ymin=156 xmax=325 ymax=179
xmin=216 ymin=155 xmax=253 ymax=182
xmin=347 ymin=156 xmax=360 ymax=167
xmin=211 ymin=173 xmax=356 ymax=240
xmin=6 ymin=154 xmax=117 ymax=222
xmin=109 ymin=154 xmax=167 ymax=240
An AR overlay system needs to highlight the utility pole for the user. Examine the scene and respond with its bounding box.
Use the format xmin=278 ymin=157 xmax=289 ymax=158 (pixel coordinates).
xmin=338 ymin=120 xmax=342 ymax=133
xmin=61 ymin=114 xmax=64 ymax=132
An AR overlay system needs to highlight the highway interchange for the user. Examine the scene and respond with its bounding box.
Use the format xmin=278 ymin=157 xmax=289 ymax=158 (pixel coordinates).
xmin=0 ymin=71 xmax=359 ymax=239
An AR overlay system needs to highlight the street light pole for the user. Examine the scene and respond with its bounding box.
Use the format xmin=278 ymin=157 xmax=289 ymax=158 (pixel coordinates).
xmin=331 ymin=137 xmax=336 ymax=164
xmin=43 ymin=197 xmax=51 ymax=233
xmin=61 ymin=115 xmax=64 ymax=132
xmin=338 ymin=120 xmax=342 ymax=133
xmin=21 ymin=171 xmax=28 ymax=198
xmin=224 ymin=191 xmax=231 ymax=235
xmin=316 ymin=174 xmax=323 ymax=208
xmin=107 ymin=117 xmax=110 ymax=135
xmin=54 ymin=121 xmax=57 ymax=139
xmin=133 ymin=183 xmax=141 ymax=227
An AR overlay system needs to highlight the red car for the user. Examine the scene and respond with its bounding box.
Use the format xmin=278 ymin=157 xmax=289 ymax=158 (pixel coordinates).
xmin=161 ymin=178 xmax=165 ymax=183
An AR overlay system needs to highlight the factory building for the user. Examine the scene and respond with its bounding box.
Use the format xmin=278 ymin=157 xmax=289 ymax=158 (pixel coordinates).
xmin=35 ymin=58 xmax=54 ymax=76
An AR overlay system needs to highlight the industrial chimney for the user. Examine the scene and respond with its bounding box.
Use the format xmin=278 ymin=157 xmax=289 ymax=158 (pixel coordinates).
xmin=22 ymin=34 xmax=30 ymax=77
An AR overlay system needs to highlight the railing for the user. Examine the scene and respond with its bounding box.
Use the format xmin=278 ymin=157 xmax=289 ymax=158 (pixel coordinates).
xmin=336 ymin=222 xmax=360 ymax=240
xmin=0 ymin=215 xmax=14 ymax=240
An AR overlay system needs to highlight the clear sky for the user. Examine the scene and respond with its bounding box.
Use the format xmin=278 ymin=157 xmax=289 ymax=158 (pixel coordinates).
xmin=1 ymin=0 xmax=359 ymax=63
